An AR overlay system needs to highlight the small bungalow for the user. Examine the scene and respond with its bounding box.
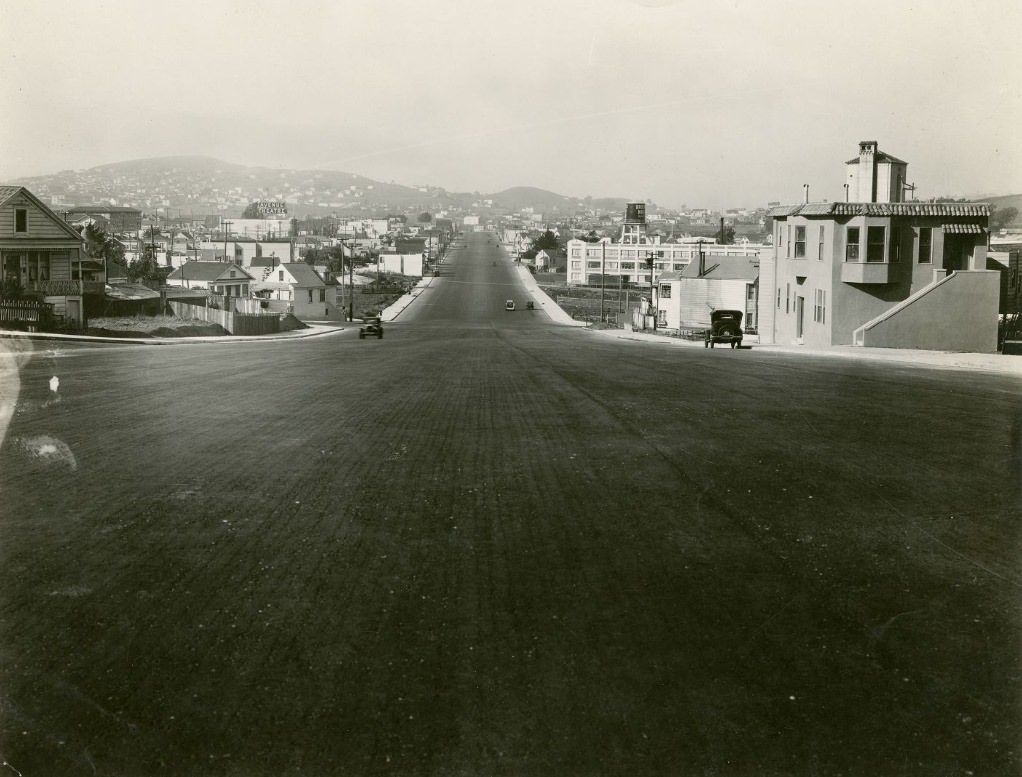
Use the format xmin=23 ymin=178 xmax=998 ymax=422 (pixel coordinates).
xmin=166 ymin=261 xmax=254 ymax=297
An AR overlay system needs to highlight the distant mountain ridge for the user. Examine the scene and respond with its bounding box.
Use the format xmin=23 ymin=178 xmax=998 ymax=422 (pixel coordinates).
xmin=9 ymin=156 xmax=639 ymax=218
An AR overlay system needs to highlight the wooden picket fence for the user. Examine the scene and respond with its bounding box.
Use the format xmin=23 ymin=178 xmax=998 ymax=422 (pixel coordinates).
xmin=0 ymin=299 xmax=53 ymax=329
xmin=168 ymin=301 xmax=280 ymax=336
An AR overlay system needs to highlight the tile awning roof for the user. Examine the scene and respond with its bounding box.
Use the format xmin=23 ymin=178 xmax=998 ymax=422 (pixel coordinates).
xmin=768 ymin=202 xmax=991 ymax=218
xmin=942 ymin=223 xmax=986 ymax=234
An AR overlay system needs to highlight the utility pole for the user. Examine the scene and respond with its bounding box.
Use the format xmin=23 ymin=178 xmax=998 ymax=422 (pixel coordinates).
xmin=646 ymin=249 xmax=662 ymax=333
xmin=600 ymin=240 xmax=606 ymax=323
xmin=222 ymin=220 xmax=233 ymax=264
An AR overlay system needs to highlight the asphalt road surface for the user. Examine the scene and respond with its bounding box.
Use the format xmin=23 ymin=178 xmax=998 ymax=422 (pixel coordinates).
xmin=1 ymin=232 xmax=1019 ymax=776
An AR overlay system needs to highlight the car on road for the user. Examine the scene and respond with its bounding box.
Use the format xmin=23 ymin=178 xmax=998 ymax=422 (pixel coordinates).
xmin=505 ymin=300 xmax=515 ymax=311
xmin=704 ymin=309 xmax=743 ymax=349
xmin=359 ymin=317 xmax=383 ymax=339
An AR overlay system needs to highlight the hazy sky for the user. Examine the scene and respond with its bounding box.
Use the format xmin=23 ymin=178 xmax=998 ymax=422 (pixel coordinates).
xmin=2 ymin=0 xmax=1019 ymax=209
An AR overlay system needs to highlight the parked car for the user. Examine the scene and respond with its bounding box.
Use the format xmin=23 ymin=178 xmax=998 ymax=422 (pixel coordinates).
xmin=359 ymin=317 xmax=383 ymax=339
xmin=505 ymin=300 xmax=515 ymax=311
xmin=704 ymin=309 xmax=743 ymax=349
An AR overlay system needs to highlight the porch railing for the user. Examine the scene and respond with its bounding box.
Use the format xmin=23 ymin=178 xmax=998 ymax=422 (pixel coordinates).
xmin=26 ymin=279 xmax=84 ymax=296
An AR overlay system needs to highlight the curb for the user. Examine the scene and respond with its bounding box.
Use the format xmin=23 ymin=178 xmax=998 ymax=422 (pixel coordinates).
xmin=584 ymin=327 xmax=1022 ymax=375
xmin=0 ymin=323 xmax=346 ymax=346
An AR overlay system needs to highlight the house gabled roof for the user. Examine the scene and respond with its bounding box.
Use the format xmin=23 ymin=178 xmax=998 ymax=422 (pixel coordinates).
xmin=0 ymin=185 xmax=87 ymax=241
xmin=281 ymin=262 xmax=326 ymax=287
xmin=680 ymin=255 xmax=759 ymax=281
xmin=768 ymin=202 xmax=991 ymax=219
xmin=167 ymin=261 xmax=254 ymax=282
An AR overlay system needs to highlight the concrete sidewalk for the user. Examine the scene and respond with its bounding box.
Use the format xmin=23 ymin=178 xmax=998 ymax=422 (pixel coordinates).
xmin=380 ymin=274 xmax=438 ymax=322
xmin=516 ymin=265 xmax=586 ymax=326
xmin=587 ymin=326 xmax=1022 ymax=376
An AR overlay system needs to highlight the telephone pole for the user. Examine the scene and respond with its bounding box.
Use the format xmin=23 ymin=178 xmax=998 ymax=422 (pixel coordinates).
xmin=222 ymin=220 xmax=233 ymax=263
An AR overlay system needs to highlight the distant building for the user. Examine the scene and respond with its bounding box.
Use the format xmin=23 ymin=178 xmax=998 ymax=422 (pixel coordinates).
xmin=65 ymin=205 xmax=142 ymax=234
xmin=565 ymin=203 xmax=762 ymax=299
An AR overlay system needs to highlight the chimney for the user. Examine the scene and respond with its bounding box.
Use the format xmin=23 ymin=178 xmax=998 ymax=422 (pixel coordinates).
xmin=859 ymin=140 xmax=878 ymax=202
xmin=803 ymin=184 xmax=810 ymax=204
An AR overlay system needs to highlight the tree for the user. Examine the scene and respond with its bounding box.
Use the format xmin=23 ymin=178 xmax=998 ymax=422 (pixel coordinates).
xmin=125 ymin=245 xmax=168 ymax=285
xmin=991 ymin=206 xmax=1018 ymax=231
xmin=534 ymin=230 xmax=559 ymax=250
xmin=82 ymin=223 xmax=125 ymax=266
xmin=719 ymin=224 xmax=736 ymax=245
xmin=242 ymin=202 xmax=262 ymax=218
xmin=417 ymin=211 xmax=432 ymax=224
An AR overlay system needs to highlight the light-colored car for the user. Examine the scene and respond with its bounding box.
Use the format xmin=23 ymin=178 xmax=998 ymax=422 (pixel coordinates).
xmin=505 ymin=300 xmax=515 ymax=311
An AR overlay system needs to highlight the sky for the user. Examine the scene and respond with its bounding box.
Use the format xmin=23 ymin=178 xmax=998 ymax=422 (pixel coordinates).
xmin=1 ymin=0 xmax=1020 ymax=209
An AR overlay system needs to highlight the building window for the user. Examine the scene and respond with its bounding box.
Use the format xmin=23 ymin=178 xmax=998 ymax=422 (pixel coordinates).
xmin=229 ymin=270 xmax=236 ymax=277
xmin=786 ymin=282 xmax=790 ymax=314
xmin=587 ymin=261 xmax=601 ymax=269
xmin=571 ymin=248 xmax=581 ymax=257
xmin=657 ymin=310 xmax=667 ymax=326
xmin=818 ymin=225 xmax=825 ymax=260
xmin=794 ymin=226 xmax=806 ymax=258
xmin=307 ymin=290 xmax=313 ymax=303
xmin=607 ymin=261 xmax=618 ymax=270
xmin=621 ymin=262 xmax=635 ymax=270
xmin=319 ymin=288 xmax=326 ymax=302
xmin=673 ymin=263 xmax=687 ymax=271
xmin=891 ymin=226 xmax=901 ymax=262
xmin=279 ymin=270 xmax=284 ymax=280
xmin=571 ymin=261 xmax=582 ymax=269
xmin=919 ymin=227 xmax=932 ymax=264
xmin=777 ymin=287 xmax=781 ymax=308
xmin=15 ymin=208 xmax=27 ymax=233
xmin=786 ymin=225 xmax=791 ymax=258
xmin=777 ymin=225 xmax=782 ymax=247
xmin=867 ymin=226 xmax=886 ymax=262
xmin=814 ymin=289 xmax=826 ymax=324
xmin=846 ymin=227 xmax=860 ymax=261
xmin=659 ymin=284 xmax=671 ymax=298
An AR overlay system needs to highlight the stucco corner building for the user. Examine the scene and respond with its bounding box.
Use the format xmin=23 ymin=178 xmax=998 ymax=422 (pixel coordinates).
xmin=761 ymin=141 xmax=998 ymax=352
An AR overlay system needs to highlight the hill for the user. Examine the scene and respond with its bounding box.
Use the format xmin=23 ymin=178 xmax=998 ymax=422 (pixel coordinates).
xmin=985 ymin=193 xmax=1022 ymax=224
xmin=8 ymin=156 xmax=647 ymax=219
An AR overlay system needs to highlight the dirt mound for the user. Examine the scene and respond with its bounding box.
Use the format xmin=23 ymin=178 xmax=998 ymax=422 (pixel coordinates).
xmin=280 ymin=313 xmax=309 ymax=332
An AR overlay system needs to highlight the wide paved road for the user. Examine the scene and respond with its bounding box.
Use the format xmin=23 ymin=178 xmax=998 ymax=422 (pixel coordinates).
xmin=1 ymin=232 xmax=1019 ymax=776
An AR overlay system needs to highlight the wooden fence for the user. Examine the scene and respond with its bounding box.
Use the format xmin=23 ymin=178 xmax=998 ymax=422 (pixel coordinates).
xmin=0 ymin=299 xmax=53 ymax=329
xmin=169 ymin=301 xmax=280 ymax=336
